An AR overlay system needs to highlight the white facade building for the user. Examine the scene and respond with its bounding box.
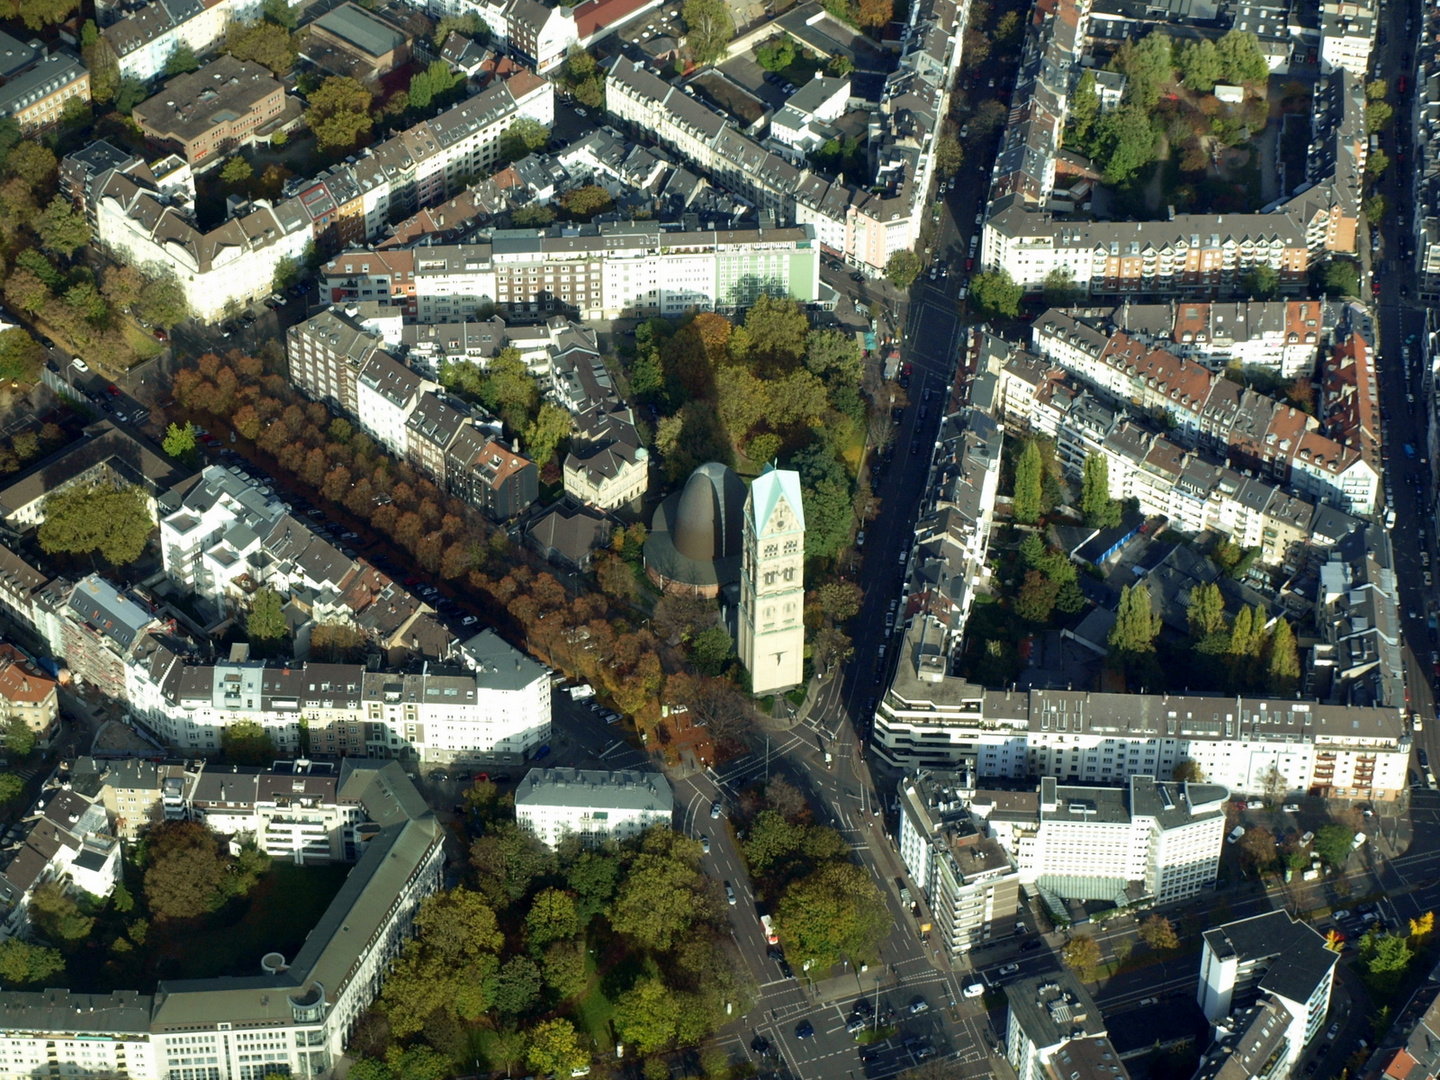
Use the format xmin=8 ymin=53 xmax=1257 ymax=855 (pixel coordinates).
xmin=1199 ymin=912 xmax=1339 ymax=1074
xmin=515 ymin=767 xmax=674 ymax=848
xmin=103 ymin=0 xmax=264 ymax=83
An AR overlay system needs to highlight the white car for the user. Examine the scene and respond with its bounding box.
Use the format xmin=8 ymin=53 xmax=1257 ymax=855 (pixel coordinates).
xmin=1227 ymin=825 xmax=1245 ymax=845
xmin=997 ymin=963 xmax=1020 ymax=976
xmin=962 ymin=982 xmax=985 ymax=998
xmin=1282 ymin=803 xmax=1300 ymax=813
xmin=72 ymin=358 xmax=89 ymax=373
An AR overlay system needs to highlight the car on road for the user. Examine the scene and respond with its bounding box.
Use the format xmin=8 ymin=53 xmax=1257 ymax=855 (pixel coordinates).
xmin=575 ymin=107 xmax=587 ymax=117
xmin=796 ymin=1021 xmax=814 ymax=1039
xmin=752 ymin=1037 xmax=772 ymax=1056
xmin=711 ymin=800 xmax=722 ymax=818
xmin=1420 ymin=749 xmax=1430 ymax=769
xmin=854 ymin=999 xmax=874 ymax=1017
xmin=1227 ymin=825 xmax=1246 ymax=844
xmin=998 ymin=963 xmax=1020 ymax=976
xmin=909 ymin=998 xmax=930 ymax=1014
xmin=534 ymin=745 xmax=551 ymax=760
xmin=963 ymin=982 xmax=985 ymax=998
xmin=847 ymin=1016 xmax=866 ymax=1034
xmin=1328 ymin=1023 xmax=1341 ymax=1039
xmin=461 ymin=615 xmax=478 ymax=626
xmin=859 ymin=1047 xmax=880 ymax=1063
xmin=1020 ymin=938 xmax=1042 ymax=952
xmin=701 ymin=835 xmax=710 ymax=853
xmin=1282 ymin=803 xmax=1300 ymax=812
xmin=72 ymin=358 xmax=89 ymax=373
xmin=428 ymin=770 xmax=447 ymax=782
xmin=777 ymin=957 xmax=794 ymax=978
xmin=724 ymin=882 xmax=736 ymax=905
xmin=1301 ymin=831 xmax=1315 ymax=844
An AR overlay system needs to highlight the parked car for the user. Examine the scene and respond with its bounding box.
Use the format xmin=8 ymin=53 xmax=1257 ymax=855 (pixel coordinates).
xmin=998 ymin=963 xmax=1020 ymax=976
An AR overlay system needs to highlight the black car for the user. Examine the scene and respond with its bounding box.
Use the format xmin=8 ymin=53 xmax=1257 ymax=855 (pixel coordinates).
xmin=859 ymin=1048 xmax=880 ymax=1063
xmin=1421 ymin=748 xmax=1430 ymax=769
xmin=854 ymin=998 xmax=874 ymax=1017
xmin=777 ymin=958 xmax=795 ymax=979
xmin=796 ymin=1020 xmax=814 ymax=1039
xmin=1020 ymin=938 xmax=1042 ymax=951
xmin=752 ymin=1036 xmax=772 ymax=1056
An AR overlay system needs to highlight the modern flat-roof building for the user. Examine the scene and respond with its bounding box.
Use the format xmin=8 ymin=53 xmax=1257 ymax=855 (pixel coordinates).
xmin=897 ymin=770 xmax=1020 ymax=956
xmin=1199 ymin=911 xmax=1339 ymax=1073
xmin=132 ymin=56 xmax=289 ymax=169
xmin=304 ymin=3 xmax=412 ymax=79
xmin=516 ymin=767 xmax=673 ymax=848
xmin=1193 ymin=998 xmax=1297 ymax=1080
xmin=1006 ymin=974 xmax=1121 ymax=1080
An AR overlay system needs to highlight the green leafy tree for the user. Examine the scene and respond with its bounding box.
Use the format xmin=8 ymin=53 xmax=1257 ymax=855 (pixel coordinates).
xmin=0 ymin=938 xmax=63 ymax=984
xmin=305 ymin=76 xmax=373 ymax=153
xmin=1366 ymin=99 xmax=1393 ymax=133
xmin=523 ymin=402 xmax=571 ymax=467
xmin=244 ymin=586 xmax=288 ymax=645
xmin=219 ymin=156 xmax=253 ymax=190
xmin=1187 ymin=582 xmax=1226 ymax=638
xmin=775 ymin=861 xmax=889 ymax=970
xmin=791 ymin=442 xmax=853 ymax=559
xmin=540 ymin=940 xmax=589 ymax=999
xmin=1178 ymin=38 xmax=1224 ymax=91
xmin=684 ymin=0 xmax=734 ymax=66
xmin=38 ymin=484 xmax=154 ymax=566
xmin=499 ymin=117 xmax=551 ymax=162
xmin=616 ymin=976 xmax=684 ymax=1054
xmin=756 ymin=37 xmax=796 ymax=71
xmin=0 ymin=773 xmax=21 ymax=804
xmin=114 ymin=77 xmax=149 ymax=114
xmin=383 ymin=1046 xmax=449 ymax=1080
xmin=1366 ymin=148 xmax=1390 ymax=177
xmin=885 ymin=249 xmax=921 ymax=289
xmin=559 ymin=184 xmax=614 ymax=220
xmin=1320 ymin=260 xmax=1362 ymax=297
xmin=0 ymin=329 xmax=43 ymax=384
xmin=221 ymin=720 xmax=275 ymax=765
xmin=1062 ymin=933 xmax=1102 ymax=981
xmin=489 ymin=955 xmax=543 ymax=1016
xmin=164 ymin=42 xmax=199 ymax=75
xmin=1173 ymin=760 xmax=1205 ymax=783
xmin=1364 ymin=194 xmax=1387 ymax=225
xmin=142 ymin=821 xmax=240 ymax=920
xmin=3 ymin=717 xmax=34 ymax=758
xmin=526 ymin=888 xmax=580 ymax=950
xmin=1137 ymin=914 xmax=1179 ymax=950
xmin=225 ymin=19 xmax=298 ymax=74
xmin=566 ymin=849 xmax=620 ymax=923
xmin=1069 ymin=71 xmax=1100 ymax=146
xmin=381 ymin=887 xmax=504 ymax=1035
xmin=1094 ymin=104 xmax=1158 ymax=185
xmin=1215 ymin=29 xmax=1270 ymax=86
xmin=512 ymin=204 xmax=556 ymax=227
xmin=1012 ymin=440 xmax=1042 ymax=524
xmin=1015 ymin=570 xmax=1060 ymax=623
xmin=970 ymin=270 xmax=1024 ymax=318
xmin=608 ymin=829 xmax=709 ymax=951
xmin=139 ymin=276 xmax=189 ymax=328
xmin=1108 ymin=584 xmax=1159 ymax=666
xmin=470 ymin=821 xmax=556 ymax=909
xmin=1313 ymin=823 xmax=1356 ymax=866
xmin=34 ymin=197 xmax=90 ymax=258
xmin=263 ymin=0 xmax=297 ymax=29
xmin=1361 ymin=931 xmax=1413 ymax=992
xmin=934 ymin=134 xmax=963 ymax=178
xmin=1080 ymin=453 xmax=1121 ymax=528
xmin=1265 ymin=616 xmax=1300 ymax=695
xmin=689 ymin=625 xmax=734 ymax=676
xmin=1110 ymin=30 xmax=1172 ymax=107
xmin=29 ymin=881 xmax=94 ymax=940
xmin=1241 ymin=263 xmax=1279 ymax=298
xmin=163 ymin=421 xmax=197 ymax=459
xmin=527 ymin=1018 xmax=588 ymax=1076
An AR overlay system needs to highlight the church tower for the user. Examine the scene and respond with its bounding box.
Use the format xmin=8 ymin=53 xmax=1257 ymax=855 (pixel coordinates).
xmin=739 ymin=466 xmax=806 ymax=695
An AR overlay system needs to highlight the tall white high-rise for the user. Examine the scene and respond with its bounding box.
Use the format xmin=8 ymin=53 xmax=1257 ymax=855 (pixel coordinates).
xmin=739 ymin=467 xmax=806 ymax=695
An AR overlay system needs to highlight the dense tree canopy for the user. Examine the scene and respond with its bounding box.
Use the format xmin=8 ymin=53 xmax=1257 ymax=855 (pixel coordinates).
xmin=38 ymin=484 xmax=154 ymax=566
xmin=683 ymin=0 xmax=734 ymax=65
xmin=305 ymin=77 xmax=373 ymax=153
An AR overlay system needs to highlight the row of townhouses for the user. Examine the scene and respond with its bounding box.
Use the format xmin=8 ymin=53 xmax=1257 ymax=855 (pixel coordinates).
xmin=874 ymin=614 xmax=1410 ymax=800
xmin=67 ymin=69 xmax=555 ymax=321
xmin=997 ymin=349 xmax=1333 ymax=569
xmin=0 ymin=759 xmax=443 ymax=1080
xmin=979 ymin=0 xmax=1370 ymax=295
xmin=601 ymin=0 xmax=964 ymax=273
xmin=1029 ymin=308 xmax=1380 ymax=512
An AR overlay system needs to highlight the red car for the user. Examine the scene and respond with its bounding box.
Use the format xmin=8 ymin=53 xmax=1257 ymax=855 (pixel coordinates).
xmin=153 ymin=329 xmax=167 ymax=341
xmin=106 ymin=384 xmax=120 ymax=397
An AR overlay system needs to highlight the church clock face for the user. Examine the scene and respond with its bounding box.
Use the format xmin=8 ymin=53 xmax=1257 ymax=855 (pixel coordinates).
xmin=770 ymin=502 xmax=794 ymax=534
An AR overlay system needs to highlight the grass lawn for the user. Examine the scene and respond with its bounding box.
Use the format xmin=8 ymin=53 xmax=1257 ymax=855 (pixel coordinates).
xmin=148 ymin=862 xmax=352 ymax=980
xmin=121 ymin=321 xmax=165 ymax=366
xmin=569 ymin=948 xmax=618 ymax=1051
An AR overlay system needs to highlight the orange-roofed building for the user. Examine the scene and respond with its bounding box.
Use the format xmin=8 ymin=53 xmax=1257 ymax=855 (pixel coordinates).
xmin=0 ymin=644 xmax=58 ymax=742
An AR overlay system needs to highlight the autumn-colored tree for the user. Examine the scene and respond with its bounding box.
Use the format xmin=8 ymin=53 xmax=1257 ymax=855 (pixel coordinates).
xmin=1137 ymin=914 xmax=1179 ymax=951
xmin=857 ymin=0 xmax=892 ymax=27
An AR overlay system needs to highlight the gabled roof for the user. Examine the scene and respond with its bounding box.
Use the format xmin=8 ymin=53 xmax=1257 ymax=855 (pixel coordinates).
xmin=748 ymin=466 xmax=805 ymax=536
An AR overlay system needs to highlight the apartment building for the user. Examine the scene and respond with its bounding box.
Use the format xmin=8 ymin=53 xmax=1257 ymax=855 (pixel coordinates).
xmin=971 ymin=775 xmax=1227 ymax=906
xmin=601 ymin=0 xmax=960 ymax=275
xmin=94 ymin=168 xmax=312 ymax=322
xmin=1063 ymin=300 xmax=1334 ymax=377
xmin=187 ymin=761 xmax=361 ymax=862
xmin=1357 ymin=984 xmax=1440 ymax=1080
xmin=872 ymin=619 xmax=1410 ymax=798
xmin=516 ymin=767 xmax=673 ymax=848
xmin=0 ymin=646 xmax=58 ymax=743
xmin=159 ymin=463 xmax=290 ymax=606
xmin=132 ymin=56 xmax=289 ymax=168
xmin=0 ymin=50 xmax=90 ymax=136
xmin=0 ymin=762 xmax=442 ymax=1080
xmin=984 ymin=201 xmax=1313 ymax=295
xmin=1314 ymin=524 xmax=1405 ymax=709
xmin=356 ymin=351 xmax=429 ymax=458
xmin=564 ymin=407 xmax=648 ymax=511
xmin=103 ymin=0 xmax=262 ymax=82
xmin=81 ymin=756 xmax=192 ymax=840
xmin=1031 ymin=311 xmax=1379 ymax=513
xmin=1006 ymin=974 xmax=1119 ymax=1080
xmin=59 ymin=576 xmax=167 ymax=702
xmin=324 ymin=224 xmax=823 ymax=321
xmin=0 ymin=790 xmax=122 ymax=940
xmin=127 ymin=629 xmax=549 ymax=763
xmin=896 ymin=770 xmax=1020 ymax=956
xmin=1199 ymin=912 xmax=1339 ymax=1071
xmin=1320 ymin=0 xmax=1375 ymax=75
xmin=1193 ymin=998 xmax=1298 ymax=1080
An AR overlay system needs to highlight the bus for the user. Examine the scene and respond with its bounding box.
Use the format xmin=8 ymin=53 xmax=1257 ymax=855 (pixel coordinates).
xmin=760 ymin=914 xmax=778 ymax=944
